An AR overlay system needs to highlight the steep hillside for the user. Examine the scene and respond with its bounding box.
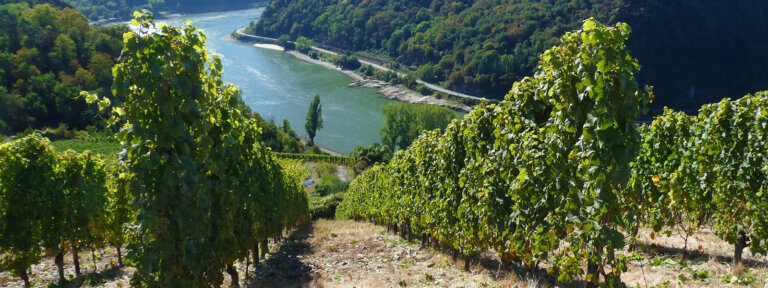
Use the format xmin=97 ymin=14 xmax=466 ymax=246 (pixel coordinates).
xmin=250 ymin=0 xmax=768 ymax=111
xmin=0 ymin=2 xmax=125 ymax=134
xmin=63 ymin=0 xmax=260 ymax=22
xmin=0 ymin=0 xmax=72 ymax=8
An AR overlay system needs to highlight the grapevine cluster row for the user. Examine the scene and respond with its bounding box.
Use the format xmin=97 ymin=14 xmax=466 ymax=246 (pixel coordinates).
xmin=0 ymin=14 xmax=310 ymax=288
xmin=338 ymin=19 xmax=649 ymax=286
xmin=626 ymin=91 xmax=768 ymax=265
xmin=0 ymin=135 xmax=129 ymax=287
xmin=337 ymin=18 xmax=768 ymax=286
xmin=273 ymin=152 xmax=357 ymax=165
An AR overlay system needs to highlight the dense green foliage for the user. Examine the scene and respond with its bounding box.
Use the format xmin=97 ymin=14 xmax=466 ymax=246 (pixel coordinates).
xmin=309 ymin=191 xmax=344 ymax=220
xmin=0 ymin=135 xmax=61 ymax=286
xmin=294 ymin=36 xmax=312 ymax=54
xmin=55 ymin=149 xmax=109 ymax=279
xmin=330 ymin=53 xmax=360 ymax=70
xmin=52 ymin=139 xmax=121 ymax=155
xmin=350 ymin=142 xmax=392 ymax=170
xmin=0 ymin=134 xmax=122 ymax=287
xmin=63 ymin=0 xmax=259 ymax=22
xmin=274 ymin=152 xmax=355 ymax=165
xmin=305 ymin=94 xmax=323 ymax=146
xmin=624 ymin=109 xmax=704 ymax=253
xmin=628 ymin=92 xmax=768 ymax=265
xmin=251 ymin=0 xmax=768 ymax=111
xmin=380 ymin=102 xmax=456 ymax=151
xmin=61 ymin=0 xmax=147 ymax=22
xmin=104 ymin=161 xmax=133 ymax=266
xmin=250 ymin=113 xmax=303 ymax=153
xmin=0 ymin=2 xmax=125 ymax=135
xmin=309 ymin=163 xmax=348 ymax=219
xmin=276 ymin=158 xmax=309 ymax=181
xmin=113 ymin=14 xmax=308 ymax=286
xmin=338 ymin=19 xmax=651 ymax=286
xmin=314 ymin=174 xmax=347 ymax=197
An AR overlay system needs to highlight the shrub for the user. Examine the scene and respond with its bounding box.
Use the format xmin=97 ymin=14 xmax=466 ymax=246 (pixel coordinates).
xmin=310 ymin=192 xmax=345 ymax=219
xmin=315 ymin=162 xmax=337 ymax=179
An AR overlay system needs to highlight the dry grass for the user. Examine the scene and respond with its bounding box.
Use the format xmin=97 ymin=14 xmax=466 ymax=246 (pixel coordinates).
xmin=5 ymin=222 xmax=767 ymax=287
xmin=0 ymin=246 xmax=134 ymax=288
xmin=248 ymin=219 xmax=523 ymax=287
xmin=621 ymin=227 xmax=768 ymax=288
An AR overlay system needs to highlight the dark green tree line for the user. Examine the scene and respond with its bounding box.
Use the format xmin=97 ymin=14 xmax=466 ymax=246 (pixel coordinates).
xmin=0 ymin=2 xmax=125 ymax=135
xmin=250 ymin=0 xmax=768 ymax=112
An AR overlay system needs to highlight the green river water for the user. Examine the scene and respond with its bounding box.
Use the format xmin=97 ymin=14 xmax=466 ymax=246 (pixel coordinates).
xmin=160 ymin=7 xmax=394 ymax=153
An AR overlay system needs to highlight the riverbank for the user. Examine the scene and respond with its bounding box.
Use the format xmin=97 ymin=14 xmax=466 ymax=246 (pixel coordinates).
xmin=254 ymin=43 xmax=284 ymax=51
xmin=282 ymin=50 xmax=471 ymax=112
xmin=238 ymin=27 xmax=473 ymax=112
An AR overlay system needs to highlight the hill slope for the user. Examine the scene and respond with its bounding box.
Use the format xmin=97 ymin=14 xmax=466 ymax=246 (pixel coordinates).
xmin=250 ymin=0 xmax=768 ymax=112
xmin=0 ymin=2 xmax=125 ymax=134
xmin=62 ymin=0 xmax=260 ymax=22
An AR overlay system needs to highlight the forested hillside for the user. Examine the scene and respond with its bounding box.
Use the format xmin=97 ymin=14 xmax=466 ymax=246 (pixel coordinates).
xmin=62 ymin=0 xmax=260 ymax=22
xmin=250 ymin=0 xmax=768 ymax=111
xmin=0 ymin=2 xmax=126 ymax=135
xmin=0 ymin=0 xmax=71 ymax=7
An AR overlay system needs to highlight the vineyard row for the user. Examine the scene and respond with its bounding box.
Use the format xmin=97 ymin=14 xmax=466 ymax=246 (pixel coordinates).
xmin=337 ymin=19 xmax=768 ymax=287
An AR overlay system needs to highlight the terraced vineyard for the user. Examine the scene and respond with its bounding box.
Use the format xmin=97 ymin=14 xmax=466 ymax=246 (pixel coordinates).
xmin=51 ymin=139 xmax=121 ymax=155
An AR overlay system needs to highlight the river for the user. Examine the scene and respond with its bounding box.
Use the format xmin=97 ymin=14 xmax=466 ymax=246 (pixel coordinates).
xmin=158 ymin=7 xmax=393 ymax=153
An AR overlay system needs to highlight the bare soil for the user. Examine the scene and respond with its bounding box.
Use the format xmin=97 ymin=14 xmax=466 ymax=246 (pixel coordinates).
xmin=3 ymin=222 xmax=767 ymax=287
xmin=241 ymin=219 xmax=514 ymax=288
xmin=0 ymin=246 xmax=134 ymax=288
xmin=621 ymin=227 xmax=768 ymax=288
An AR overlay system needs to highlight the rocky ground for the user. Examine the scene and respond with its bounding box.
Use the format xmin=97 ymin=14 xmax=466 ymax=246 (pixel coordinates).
xmin=241 ymin=219 xmax=514 ymax=288
xmin=284 ymin=51 xmax=470 ymax=113
xmin=0 ymin=220 xmax=513 ymax=288
xmin=349 ymin=79 xmax=471 ymax=112
xmin=0 ymin=246 xmax=134 ymax=288
xmin=3 ymin=221 xmax=767 ymax=287
xmin=621 ymin=228 xmax=768 ymax=287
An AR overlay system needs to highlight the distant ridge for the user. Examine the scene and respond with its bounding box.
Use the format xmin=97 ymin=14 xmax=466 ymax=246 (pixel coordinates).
xmin=1 ymin=0 xmax=72 ymax=8
xmin=251 ymin=0 xmax=768 ymax=113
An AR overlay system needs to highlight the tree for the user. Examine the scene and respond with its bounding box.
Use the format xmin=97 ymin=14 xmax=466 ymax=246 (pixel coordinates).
xmin=74 ymin=68 xmax=97 ymax=90
xmin=305 ymin=94 xmax=323 ymax=146
xmin=0 ymin=2 xmax=123 ymax=134
xmin=281 ymin=118 xmax=296 ymax=137
xmin=350 ymin=142 xmax=392 ymax=170
xmin=295 ymin=36 xmax=313 ymax=54
xmin=87 ymin=53 xmax=114 ymax=87
xmin=277 ymin=34 xmax=294 ymax=50
xmin=49 ymin=34 xmax=77 ymax=72
xmin=331 ymin=53 xmax=361 ymax=70
xmin=380 ymin=102 xmax=412 ymax=152
xmin=380 ymin=102 xmax=456 ymax=151
xmin=0 ymin=87 xmax=28 ymax=134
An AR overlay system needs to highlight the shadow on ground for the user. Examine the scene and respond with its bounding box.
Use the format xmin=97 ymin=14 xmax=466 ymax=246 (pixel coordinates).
xmin=245 ymin=222 xmax=316 ymax=287
xmin=385 ymin=224 xmax=588 ymax=288
xmin=637 ymin=241 xmax=766 ymax=268
xmin=46 ymin=265 xmax=127 ymax=288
